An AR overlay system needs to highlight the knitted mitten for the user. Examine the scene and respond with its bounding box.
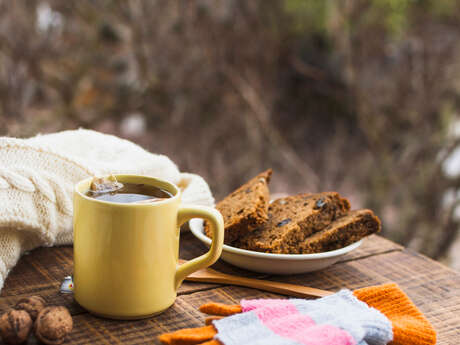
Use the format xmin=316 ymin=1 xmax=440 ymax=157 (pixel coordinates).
xmin=159 ymin=283 xmax=436 ymax=345
xmin=0 ymin=129 xmax=214 ymax=291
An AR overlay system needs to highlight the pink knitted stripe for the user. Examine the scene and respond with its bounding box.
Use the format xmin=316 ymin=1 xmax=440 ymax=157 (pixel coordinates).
xmin=241 ymin=299 xmax=356 ymax=345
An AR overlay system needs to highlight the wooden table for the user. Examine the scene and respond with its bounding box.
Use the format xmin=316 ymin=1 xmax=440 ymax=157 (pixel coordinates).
xmin=0 ymin=232 xmax=459 ymax=344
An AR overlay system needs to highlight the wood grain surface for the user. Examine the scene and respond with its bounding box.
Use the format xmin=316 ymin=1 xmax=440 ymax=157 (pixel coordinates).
xmin=0 ymin=231 xmax=458 ymax=344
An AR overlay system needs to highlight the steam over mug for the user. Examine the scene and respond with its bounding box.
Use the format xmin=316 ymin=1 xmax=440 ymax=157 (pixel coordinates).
xmin=73 ymin=175 xmax=224 ymax=319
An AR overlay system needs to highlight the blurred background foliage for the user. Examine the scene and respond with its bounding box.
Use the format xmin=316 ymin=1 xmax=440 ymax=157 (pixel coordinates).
xmin=1 ymin=0 xmax=460 ymax=267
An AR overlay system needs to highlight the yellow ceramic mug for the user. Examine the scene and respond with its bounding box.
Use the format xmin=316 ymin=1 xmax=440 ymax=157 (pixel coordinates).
xmin=73 ymin=175 xmax=224 ymax=319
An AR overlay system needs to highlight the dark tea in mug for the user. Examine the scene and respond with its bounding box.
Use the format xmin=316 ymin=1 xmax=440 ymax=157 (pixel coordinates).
xmin=86 ymin=182 xmax=173 ymax=203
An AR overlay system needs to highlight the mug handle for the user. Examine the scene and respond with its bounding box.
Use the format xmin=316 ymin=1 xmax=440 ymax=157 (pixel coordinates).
xmin=175 ymin=205 xmax=224 ymax=290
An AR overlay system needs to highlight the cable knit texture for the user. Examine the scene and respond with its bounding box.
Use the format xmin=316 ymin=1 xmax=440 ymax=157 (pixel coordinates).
xmin=0 ymin=129 xmax=214 ymax=292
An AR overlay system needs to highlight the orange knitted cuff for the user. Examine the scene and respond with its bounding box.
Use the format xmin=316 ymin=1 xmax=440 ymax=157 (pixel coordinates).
xmin=353 ymin=283 xmax=436 ymax=345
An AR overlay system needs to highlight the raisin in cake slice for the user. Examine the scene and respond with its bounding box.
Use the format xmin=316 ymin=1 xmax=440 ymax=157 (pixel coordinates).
xmin=205 ymin=169 xmax=272 ymax=244
xmin=236 ymin=192 xmax=350 ymax=254
xmin=300 ymin=209 xmax=381 ymax=254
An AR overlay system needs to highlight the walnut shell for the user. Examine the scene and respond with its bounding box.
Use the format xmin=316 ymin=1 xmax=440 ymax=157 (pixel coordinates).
xmin=35 ymin=306 xmax=73 ymax=345
xmin=14 ymin=295 xmax=46 ymax=320
xmin=0 ymin=309 xmax=33 ymax=344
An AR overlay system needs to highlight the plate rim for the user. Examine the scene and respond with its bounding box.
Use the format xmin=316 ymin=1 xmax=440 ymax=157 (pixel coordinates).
xmin=189 ymin=218 xmax=362 ymax=261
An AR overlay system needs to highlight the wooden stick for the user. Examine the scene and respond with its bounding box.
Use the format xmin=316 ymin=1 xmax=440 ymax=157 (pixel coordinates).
xmin=181 ymin=260 xmax=333 ymax=298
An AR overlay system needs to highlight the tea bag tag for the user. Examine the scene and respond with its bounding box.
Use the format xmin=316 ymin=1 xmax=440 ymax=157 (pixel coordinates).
xmin=60 ymin=276 xmax=74 ymax=294
xmin=89 ymin=174 xmax=123 ymax=194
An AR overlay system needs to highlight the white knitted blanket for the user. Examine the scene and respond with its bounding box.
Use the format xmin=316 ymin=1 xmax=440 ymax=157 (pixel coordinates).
xmin=0 ymin=129 xmax=214 ymax=291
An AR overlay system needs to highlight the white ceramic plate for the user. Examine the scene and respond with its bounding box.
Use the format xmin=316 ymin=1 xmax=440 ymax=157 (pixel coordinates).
xmin=189 ymin=218 xmax=362 ymax=274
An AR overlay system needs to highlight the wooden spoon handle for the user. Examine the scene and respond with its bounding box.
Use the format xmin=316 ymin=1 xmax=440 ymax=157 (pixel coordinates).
xmin=186 ymin=272 xmax=333 ymax=298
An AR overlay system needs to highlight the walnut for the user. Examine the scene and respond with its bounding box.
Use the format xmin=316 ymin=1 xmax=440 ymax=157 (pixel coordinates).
xmin=0 ymin=310 xmax=33 ymax=344
xmin=14 ymin=295 xmax=46 ymax=320
xmin=35 ymin=306 xmax=73 ymax=345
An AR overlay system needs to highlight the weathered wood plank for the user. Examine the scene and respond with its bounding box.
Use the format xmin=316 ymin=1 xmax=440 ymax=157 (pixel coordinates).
xmin=337 ymin=234 xmax=402 ymax=262
xmin=62 ymin=250 xmax=459 ymax=345
xmin=2 ymin=235 xmax=457 ymax=344
xmin=0 ymin=246 xmax=74 ymax=298
xmin=65 ymin=296 xmax=209 ymax=345
xmin=269 ymin=249 xmax=460 ymax=292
